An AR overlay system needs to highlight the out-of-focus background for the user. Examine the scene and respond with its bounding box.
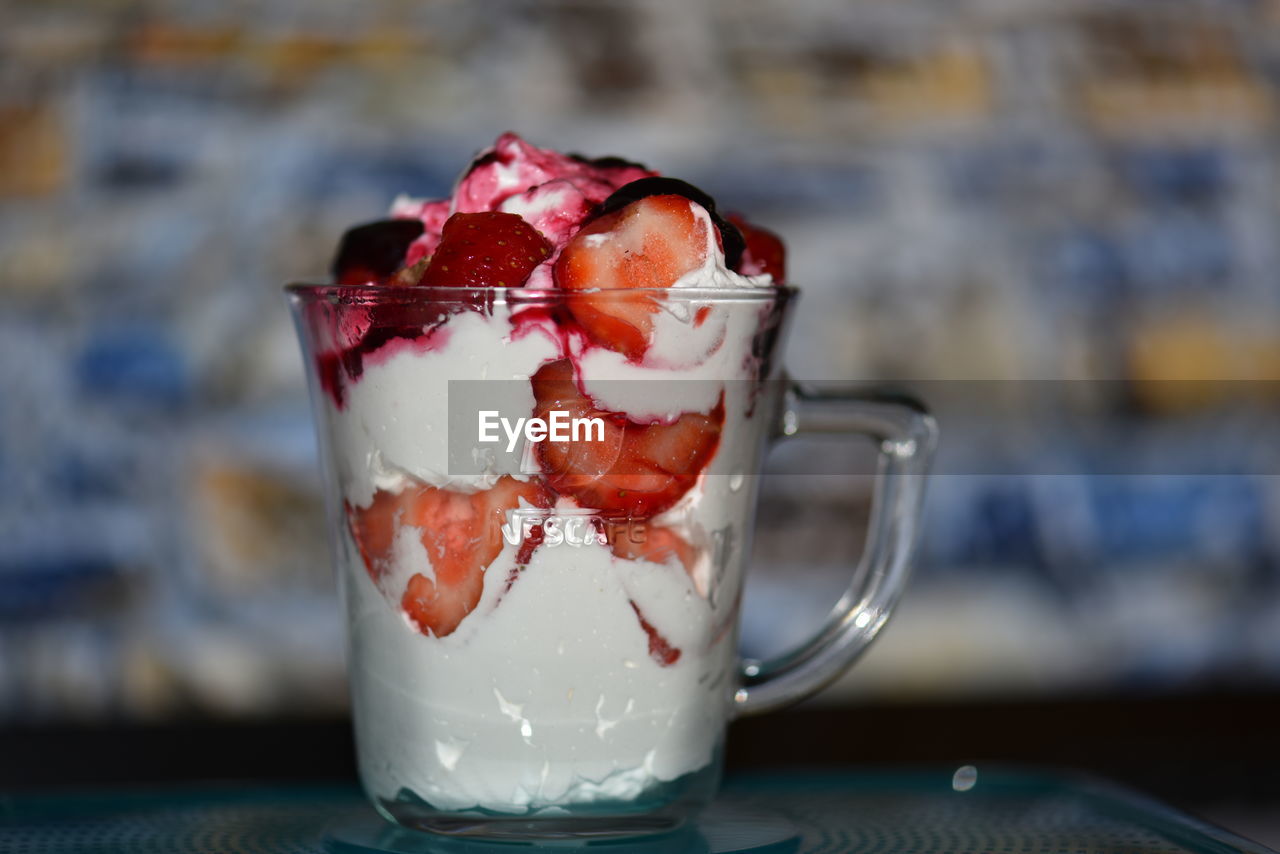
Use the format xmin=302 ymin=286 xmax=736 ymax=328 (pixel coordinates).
xmin=3 ymin=0 xmax=1280 ymax=838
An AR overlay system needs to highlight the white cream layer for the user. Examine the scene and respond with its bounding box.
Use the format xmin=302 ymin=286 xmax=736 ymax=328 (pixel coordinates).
xmin=345 ymin=528 xmax=736 ymax=812
xmin=331 ymin=310 xmax=560 ymax=502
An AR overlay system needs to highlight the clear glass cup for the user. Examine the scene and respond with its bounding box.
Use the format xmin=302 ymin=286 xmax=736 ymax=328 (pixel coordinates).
xmin=287 ymin=284 xmax=935 ymax=839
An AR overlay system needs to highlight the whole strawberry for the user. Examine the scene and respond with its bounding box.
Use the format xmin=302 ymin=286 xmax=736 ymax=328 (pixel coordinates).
xmin=413 ymin=211 xmax=552 ymax=288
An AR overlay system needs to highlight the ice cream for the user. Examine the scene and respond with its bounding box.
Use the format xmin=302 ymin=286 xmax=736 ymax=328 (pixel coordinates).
xmin=303 ymin=133 xmax=789 ymax=817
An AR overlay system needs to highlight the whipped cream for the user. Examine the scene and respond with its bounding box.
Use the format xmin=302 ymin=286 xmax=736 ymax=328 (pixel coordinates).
xmin=346 ymin=524 xmax=735 ymax=812
xmin=331 ymin=310 xmax=559 ymax=501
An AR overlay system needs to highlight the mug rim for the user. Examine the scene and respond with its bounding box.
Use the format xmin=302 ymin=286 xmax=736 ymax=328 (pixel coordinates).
xmin=285 ymin=282 xmax=798 ymax=305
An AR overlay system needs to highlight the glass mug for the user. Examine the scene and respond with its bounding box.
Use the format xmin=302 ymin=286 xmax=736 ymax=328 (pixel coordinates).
xmin=288 ymin=284 xmax=935 ymax=839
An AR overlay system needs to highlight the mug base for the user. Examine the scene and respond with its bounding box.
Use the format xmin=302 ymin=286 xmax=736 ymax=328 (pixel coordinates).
xmin=326 ymin=801 xmax=800 ymax=852
xmin=371 ymin=791 xmax=694 ymax=841
xmin=382 ymin=809 xmax=685 ymax=839
xmin=352 ymin=750 xmax=722 ymax=842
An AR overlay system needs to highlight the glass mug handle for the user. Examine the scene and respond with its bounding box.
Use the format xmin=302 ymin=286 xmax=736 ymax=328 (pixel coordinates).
xmin=732 ymin=380 xmax=938 ymax=717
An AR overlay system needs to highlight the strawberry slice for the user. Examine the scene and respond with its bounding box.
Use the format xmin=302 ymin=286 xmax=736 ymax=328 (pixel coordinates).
xmin=345 ymin=490 xmax=416 ymax=582
xmin=408 ymin=211 xmax=552 ymax=289
xmin=728 ymin=213 xmax=786 ymax=282
xmin=596 ymin=177 xmax=744 ymax=269
xmin=629 ymin=601 xmax=681 ymax=667
xmin=609 ymin=522 xmax=696 ymax=573
xmin=554 ymin=195 xmax=711 ymax=361
xmin=531 ymin=359 xmax=722 ymax=517
xmin=400 ymin=476 xmax=553 ymax=637
xmin=608 ymin=520 xmax=694 ymax=668
xmin=347 ymin=477 xmax=551 ymax=637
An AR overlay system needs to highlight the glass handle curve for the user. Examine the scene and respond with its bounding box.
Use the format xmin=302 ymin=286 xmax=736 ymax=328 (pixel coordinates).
xmin=732 ymin=382 xmax=938 ymax=718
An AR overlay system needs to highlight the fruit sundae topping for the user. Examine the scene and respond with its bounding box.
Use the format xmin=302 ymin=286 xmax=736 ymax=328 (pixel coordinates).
xmin=329 ymin=132 xmax=782 ymax=298
xmin=453 ymin=132 xmax=656 ymax=216
xmin=315 ymin=133 xmax=787 ymax=645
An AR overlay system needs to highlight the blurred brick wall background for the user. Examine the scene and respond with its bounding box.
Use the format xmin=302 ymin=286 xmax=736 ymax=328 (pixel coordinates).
xmin=2 ymin=0 xmax=1280 ymax=721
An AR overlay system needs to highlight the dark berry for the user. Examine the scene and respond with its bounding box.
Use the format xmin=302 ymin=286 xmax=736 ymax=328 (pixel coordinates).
xmin=331 ymin=220 xmax=424 ymax=285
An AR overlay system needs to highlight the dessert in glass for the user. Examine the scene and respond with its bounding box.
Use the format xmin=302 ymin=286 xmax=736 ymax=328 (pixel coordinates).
xmin=288 ymin=133 xmax=935 ymax=838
